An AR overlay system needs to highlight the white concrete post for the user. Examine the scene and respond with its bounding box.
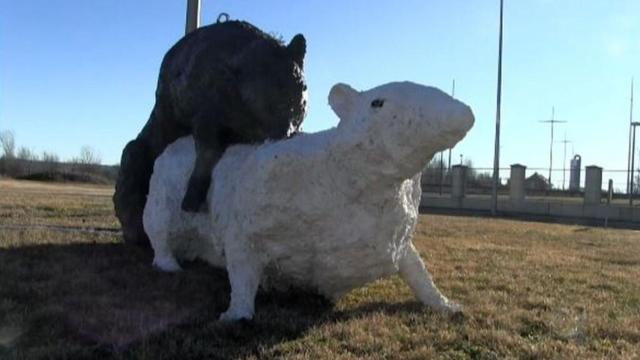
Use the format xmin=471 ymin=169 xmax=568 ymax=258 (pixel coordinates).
xmin=186 ymin=0 xmax=201 ymax=34
xmin=584 ymin=165 xmax=602 ymax=205
xmin=451 ymin=165 xmax=467 ymax=199
xmin=510 ymin=164 xmax=526 ymax=203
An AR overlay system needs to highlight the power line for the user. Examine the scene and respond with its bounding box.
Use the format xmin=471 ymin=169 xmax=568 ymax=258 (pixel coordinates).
xmin=557 ymin=133 xmax=571 ymax=190
xmin=539 ymin=106 xmax=567 ymax=189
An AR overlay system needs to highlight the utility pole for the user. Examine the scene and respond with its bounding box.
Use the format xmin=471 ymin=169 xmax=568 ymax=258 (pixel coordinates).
xmin=439 ymin=152 xmax=444 ymax=195
xmin=630 ymin=122 xmax=640 ymax=205
xmin=627 ymin=78 xmax=634 ymax=194
xmin=447 ymin=79 xmax=456 ymax=172
xmin=440 ymin=79 xmax=457 ymax=195
xmin=558 ymin=133 xmax=571 ymax=191
xmin=539 ymin=107 xmax=567 ymax=190
xmin=186 ymin=0 xmax=201 ymax=34
xmin=491 ymin=0 xmax=504 ymax=216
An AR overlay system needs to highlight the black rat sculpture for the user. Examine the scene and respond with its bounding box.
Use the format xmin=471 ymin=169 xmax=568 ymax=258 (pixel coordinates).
xmin=113 ymin=19 xmax=307 ymax=246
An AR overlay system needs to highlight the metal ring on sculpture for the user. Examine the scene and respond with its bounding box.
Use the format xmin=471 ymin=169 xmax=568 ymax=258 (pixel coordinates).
xmin=217 ymin=13 xmax=230 ymax=23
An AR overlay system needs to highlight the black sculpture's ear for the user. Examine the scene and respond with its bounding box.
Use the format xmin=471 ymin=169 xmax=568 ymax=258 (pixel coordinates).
xmin=287 ymin=34 xmax=306 ymax=67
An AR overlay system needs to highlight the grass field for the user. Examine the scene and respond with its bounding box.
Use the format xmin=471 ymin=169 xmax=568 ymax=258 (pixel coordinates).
xmin=1 ymin=179 xmax=639 ymax=359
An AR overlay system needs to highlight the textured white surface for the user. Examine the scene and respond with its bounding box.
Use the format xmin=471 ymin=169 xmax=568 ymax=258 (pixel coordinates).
xmin=143 ymin=81 xmax=475 ymax=321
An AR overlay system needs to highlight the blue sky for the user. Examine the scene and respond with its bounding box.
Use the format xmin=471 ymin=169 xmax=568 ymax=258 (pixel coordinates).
xmin=1 ymin=1 xmax=639 ymax=189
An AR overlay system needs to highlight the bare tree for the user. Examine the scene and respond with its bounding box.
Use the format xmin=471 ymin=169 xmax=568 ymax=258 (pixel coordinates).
xmin=75 ymin=145 xmax=102 ymax=165
xmin=15 ymin=146 xmax=39 ymax=176
xmin=42 ymin=151 xmax=60 ymax=177
xmin=17 ymin=146 xmax=38 ymax=161
xmin=41 ymin=151 xmax=59 ymax=163
xmin=71 ymin=145 xmax=102 ymax=176
xmin=0 ymin=130 xmax=15 ymax=159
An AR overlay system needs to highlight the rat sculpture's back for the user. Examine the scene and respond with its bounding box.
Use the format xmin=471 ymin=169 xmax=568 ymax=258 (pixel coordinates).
xmin=113 ymin=20 xmax=307 ymax=246
xmin=144 ymin=81 xmax=474 ymax=321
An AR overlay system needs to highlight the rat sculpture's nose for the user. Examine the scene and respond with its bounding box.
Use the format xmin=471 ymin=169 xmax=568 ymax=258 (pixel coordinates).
xmin=393 ymin=83 xmax=475 ymax=155
xmin=438 ymin=101 xmax=474 ymax=151
xmin=369 ymin=82 xmax=475 ymax=180
xmin=456 ymin=103 xmax=475 ymax=133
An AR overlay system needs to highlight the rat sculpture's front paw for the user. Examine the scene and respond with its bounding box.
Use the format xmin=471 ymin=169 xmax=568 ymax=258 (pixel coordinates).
xmin=218 ymin=307 xmax=254 ymax=322
xmin=152 ymin=255 xmax=183 ymax=272
xmin=432 ymin=299 xmax=463 ymax=315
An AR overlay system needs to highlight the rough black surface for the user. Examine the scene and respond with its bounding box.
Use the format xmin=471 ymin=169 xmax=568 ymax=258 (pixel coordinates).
xmin=114 ymin=20 xmax=307 ymax=246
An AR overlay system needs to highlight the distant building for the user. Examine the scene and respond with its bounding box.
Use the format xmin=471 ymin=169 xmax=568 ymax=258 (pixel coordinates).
xmin=525 ymin=172 xmax=550 ymax=191
xmin=569 ymin=155 xmax=581 ymax=191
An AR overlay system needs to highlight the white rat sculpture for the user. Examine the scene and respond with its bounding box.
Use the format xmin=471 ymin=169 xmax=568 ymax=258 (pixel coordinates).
xmin=143 ymin=81 xmax=474 ymax=321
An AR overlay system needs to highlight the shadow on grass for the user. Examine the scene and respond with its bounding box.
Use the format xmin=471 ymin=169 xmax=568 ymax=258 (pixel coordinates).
xmin=0 ymin=242 xmax=430 ymax=359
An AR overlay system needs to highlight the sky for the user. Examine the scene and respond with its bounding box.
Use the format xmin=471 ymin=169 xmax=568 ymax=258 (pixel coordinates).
xmin=1 ymin=1 xmax=639 ymax=189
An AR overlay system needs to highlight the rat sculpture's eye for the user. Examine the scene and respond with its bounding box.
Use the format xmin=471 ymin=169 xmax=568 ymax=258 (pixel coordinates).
xmin=371 ymin=99 xmax=385 ymax=108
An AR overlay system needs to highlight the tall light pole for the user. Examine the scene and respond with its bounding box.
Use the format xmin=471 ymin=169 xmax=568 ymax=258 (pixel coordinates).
xmin=439 ymin=151 xmax=444 ymax=195
xmin=491 ymin=0 xmax=504 ymax=216
xmin=441 ymin=79 xmax=456 ymax=195
xmin=626 ymin=78 xmax=634 ymax=194
xmin=539 ymin=106 xmax=567 ymax=190
xmin=558 ymin=133 xmax=571 ymax=191
xmin=447 ymin=79 xmax=456 ymax=172
xmin=630 ymin=121 xmax=640 ymax=205
xmin=186 ymin=0 xmax=201 ymax=34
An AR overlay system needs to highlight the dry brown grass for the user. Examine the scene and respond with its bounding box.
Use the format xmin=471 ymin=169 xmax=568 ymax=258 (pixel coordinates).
xmin=0 ymin=179 xmax=117 ymax=230
xmin=0 ymin=179 xmax=639 ymax=359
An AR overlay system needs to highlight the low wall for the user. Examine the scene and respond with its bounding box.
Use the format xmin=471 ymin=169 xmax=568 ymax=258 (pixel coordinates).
xmin=423 ymin=163 xmax=640 ymax=229
xmin=421 ymin=194 xmax=640 ymax=229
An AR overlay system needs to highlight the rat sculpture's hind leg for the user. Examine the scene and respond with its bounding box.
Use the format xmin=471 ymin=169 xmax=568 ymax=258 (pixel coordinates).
xmin=149 ymin=223 xmax=183 ymax=272
xmin=181 ymin=111 xmax=226 ymax=212
xmin=219 ymin=228 xmax=264 ymax=321
xmin=399 ymin=243 xmax=462 ymax=314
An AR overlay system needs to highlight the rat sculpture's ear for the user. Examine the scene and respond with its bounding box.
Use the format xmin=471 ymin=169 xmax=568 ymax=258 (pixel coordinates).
xmin=329 ymin=83 xmax=359 ymax=123
xmin=287 ymin=34 xmax=306 ymax=68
